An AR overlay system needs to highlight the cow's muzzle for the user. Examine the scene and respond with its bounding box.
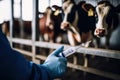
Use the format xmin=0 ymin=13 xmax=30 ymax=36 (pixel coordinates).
xmin=94 ymin=28 xmax=106 ymax=37
xmin=61 ymin=22 xmax=70 ymax=30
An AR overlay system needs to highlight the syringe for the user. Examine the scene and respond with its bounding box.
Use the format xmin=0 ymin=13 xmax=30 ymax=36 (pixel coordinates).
xmin=59 ymin=41 xmax=91 ymax=57
xmin=59 ymin=46 xmax=81 ymax=57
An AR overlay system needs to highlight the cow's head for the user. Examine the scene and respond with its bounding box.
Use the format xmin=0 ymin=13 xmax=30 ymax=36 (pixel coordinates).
xmin=61 ymin=0 xmax=78 ymax=30
xmin=94 ymin=1 xmax=118 ymax=37
xmin=45 ymin=6 xmax=62 ymax=30
xmin=45 ymin=7 xmax=54 ymax=30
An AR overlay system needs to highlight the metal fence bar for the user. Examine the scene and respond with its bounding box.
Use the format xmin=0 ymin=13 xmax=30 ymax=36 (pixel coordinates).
xmin=32 ymin=0 xmax=39 ymax=62
xmin=9 ymin=0 xmax=14 ymax=47
xmin=76 ymin=47 xmax=120 ymax=59
xmin=35 ymin=41 xmax=120 ymax=59
xmin=9 ymin=37 xmax=120 ymax=59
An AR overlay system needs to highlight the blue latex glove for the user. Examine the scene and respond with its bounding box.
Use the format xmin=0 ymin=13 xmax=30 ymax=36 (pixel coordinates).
xmin=41 ymin=46 xmax=67 ymax=79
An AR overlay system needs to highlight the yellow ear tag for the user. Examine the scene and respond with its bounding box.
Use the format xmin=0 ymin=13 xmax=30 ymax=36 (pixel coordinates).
xmin=54 ymin=10 xmax=59 ymax=16
xmin=88 ymin=8 xmax=94 ymax=16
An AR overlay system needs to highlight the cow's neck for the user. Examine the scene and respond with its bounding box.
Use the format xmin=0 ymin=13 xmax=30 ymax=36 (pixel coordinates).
xmin=69 ymin=11 xmax=79 ymax=34
xmin=68 ymin=11 xmax=81 ymax=44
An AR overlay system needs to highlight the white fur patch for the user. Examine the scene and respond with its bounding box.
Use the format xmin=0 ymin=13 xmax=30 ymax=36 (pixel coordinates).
xmin=96 ymin=3 xmax=110 ymax=29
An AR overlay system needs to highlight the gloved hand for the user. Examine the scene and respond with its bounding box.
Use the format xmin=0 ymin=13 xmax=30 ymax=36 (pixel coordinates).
xmin=41 ymin=46 xmax=67 ymax=79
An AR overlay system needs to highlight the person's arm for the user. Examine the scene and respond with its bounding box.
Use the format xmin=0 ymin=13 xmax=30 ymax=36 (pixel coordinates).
xmin=0 ymin=28 xmax=67 ymax=80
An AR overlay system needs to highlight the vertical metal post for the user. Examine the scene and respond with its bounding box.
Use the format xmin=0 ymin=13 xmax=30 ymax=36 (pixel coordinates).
xmin=20 ymin=0 xmax=23 ymax=38
xmin=10 ymin=0 xmax=14 ymax=47
xmin=32 ymin=0 xmax=39 ymax=62
xmin=48 ymin=0 xmax=51 ymax=6
xmin=19 ymin=0 xmax=24 ymax=49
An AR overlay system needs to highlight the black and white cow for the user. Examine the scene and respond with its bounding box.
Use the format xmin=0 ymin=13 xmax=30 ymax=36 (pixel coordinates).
xmin=94 ymin=1 xmax=120 ymax=50
xmin=61 ymin=0 xmax=96 ymax=46
xmin=61 ymin=0 xmax=96 ymax=67
xmin=61 ymin=0 xmax=81 ymax=46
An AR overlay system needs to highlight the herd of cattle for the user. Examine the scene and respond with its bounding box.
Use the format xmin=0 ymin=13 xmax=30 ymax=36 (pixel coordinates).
xmin=1 ymin=0 xmax=120 ymax=50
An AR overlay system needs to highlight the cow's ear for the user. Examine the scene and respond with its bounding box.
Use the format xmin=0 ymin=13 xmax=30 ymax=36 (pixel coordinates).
xmin=116 ymin=4 xmax=120 ymax=13
xmin=54 ymin=10 xmax=60 ymax=16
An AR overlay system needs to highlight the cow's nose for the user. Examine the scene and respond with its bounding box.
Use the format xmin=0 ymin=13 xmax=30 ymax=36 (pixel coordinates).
xmin=61 ymin=22 xmax=69 ymax=30
xmin=95 ymin=29 xmax=106 ymax=37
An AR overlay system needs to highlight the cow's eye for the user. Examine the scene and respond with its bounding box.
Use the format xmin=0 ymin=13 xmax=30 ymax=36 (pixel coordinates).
xmin=65 ymin=7 xmax=67 ymax=10
xmin=95 ymin=14 xmax=98 ymax=23
xmin=61 ymin=12 xmax=65 ymax=20
xmin=94 ymin=11 xmax=98 ymax=23
xmin=63 ymin=6 xmax=67 ymax=11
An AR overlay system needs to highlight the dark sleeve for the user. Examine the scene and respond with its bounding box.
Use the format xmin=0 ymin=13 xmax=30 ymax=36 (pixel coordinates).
xmin=29 ymin=63 xmax=52 ymax=80
xmin=0 ymin=27 xmax=51 ymax=80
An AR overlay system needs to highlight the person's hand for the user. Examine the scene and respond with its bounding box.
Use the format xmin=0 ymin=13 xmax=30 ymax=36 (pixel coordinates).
xmin=41 ymin=46 xmax=67 ymax=79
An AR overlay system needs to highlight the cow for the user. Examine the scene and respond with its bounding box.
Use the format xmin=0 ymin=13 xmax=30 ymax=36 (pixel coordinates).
xmin=91 ymin=1 xmax=120 ymax=74
xmin=94 ymin=1 xmax=120 ymax=50
xmin=39 ymin=6 xmax=66 ymax=43
xmin=61 ymin=0 xmax=96 ymax=46
xmin=61 ymin=0 xmax=96 ymax=68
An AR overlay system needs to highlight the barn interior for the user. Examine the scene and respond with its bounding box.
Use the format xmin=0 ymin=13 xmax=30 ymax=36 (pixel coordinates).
xmin=0 ymin=0 xmax=120 ymax=80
